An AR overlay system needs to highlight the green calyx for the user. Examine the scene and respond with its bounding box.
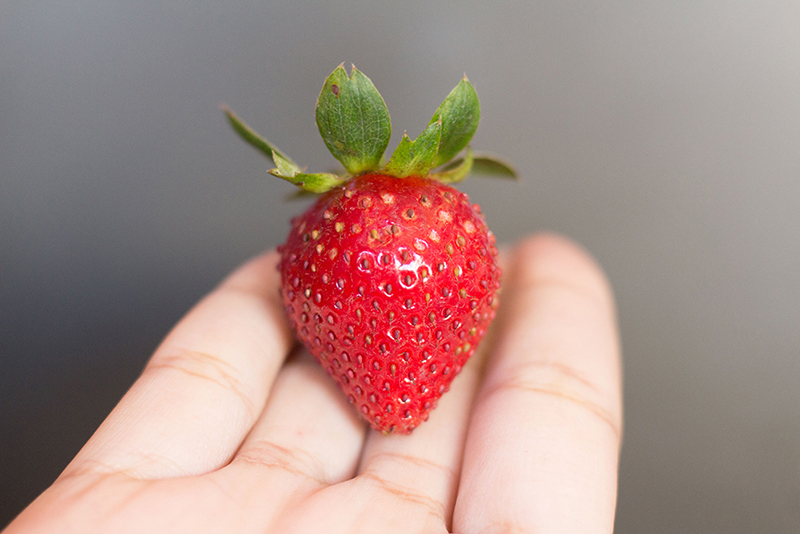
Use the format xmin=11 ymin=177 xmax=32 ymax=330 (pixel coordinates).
xmin=224 ymin=63 xmax=516 ymax=193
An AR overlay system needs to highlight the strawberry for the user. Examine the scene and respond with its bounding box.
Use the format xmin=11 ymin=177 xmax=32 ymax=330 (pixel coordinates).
xmin=276 ymin=173 xmax=500 ymax=433
xmin=225 ymin=64 xmax=515 ymax=433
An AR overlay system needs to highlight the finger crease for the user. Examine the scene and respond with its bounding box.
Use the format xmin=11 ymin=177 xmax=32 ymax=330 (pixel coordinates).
xmin=236 ymin=440 xmax=328 ymax=485
xmin=58 ymin=467 xmax=139 ymax=507
xmin=358 ymin=470 xmax=446 ymax=522
xmin=63 ymin=458 xmax=150 ymax=481
xmin=482 ymin=378 xmax=621 ymax=439
xmin=498 ymin=359 xmax=603 ymax=394
xmin=148 ymin=348 xmax=258 ymax=420
xmin=366 ymin=451 xmax=457 ymax=481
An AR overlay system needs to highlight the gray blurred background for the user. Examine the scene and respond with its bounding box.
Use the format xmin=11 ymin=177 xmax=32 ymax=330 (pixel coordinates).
xmin=1 ymin=1 xmax=798 ymax=531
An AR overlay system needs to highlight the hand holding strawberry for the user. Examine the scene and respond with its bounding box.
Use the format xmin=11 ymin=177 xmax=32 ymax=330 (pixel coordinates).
xmin=6 ymin=66 xmax=623 ymax=534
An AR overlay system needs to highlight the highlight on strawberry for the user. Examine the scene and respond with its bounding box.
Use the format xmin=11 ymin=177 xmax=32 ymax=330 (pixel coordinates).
xmin=225 ymin=64 xmax=516 ymax=433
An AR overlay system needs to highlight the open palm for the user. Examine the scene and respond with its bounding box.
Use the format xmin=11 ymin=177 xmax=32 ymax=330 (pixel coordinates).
xmin=6 ymin=234 xmax=622 ymax=534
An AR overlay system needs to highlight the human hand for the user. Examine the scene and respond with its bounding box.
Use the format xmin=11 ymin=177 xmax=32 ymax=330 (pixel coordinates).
xmin=5 ymin=234 xmax=622 ymax=534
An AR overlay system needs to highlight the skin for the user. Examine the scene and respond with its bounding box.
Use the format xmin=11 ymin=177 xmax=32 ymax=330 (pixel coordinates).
xmin=4 ymin=233 xmax=622 ymax=534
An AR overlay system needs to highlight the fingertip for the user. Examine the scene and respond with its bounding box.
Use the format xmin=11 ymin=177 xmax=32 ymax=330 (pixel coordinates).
xmin=510 ymin=232 xmax=615 ymax=309
xmin=218 ymin=249 xmax=283 ymax=298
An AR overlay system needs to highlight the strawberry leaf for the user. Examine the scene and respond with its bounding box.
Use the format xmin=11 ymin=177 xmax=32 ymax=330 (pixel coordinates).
xmin=223 ymin=105 xmax=302 ymax=173
xmin=383 ymin=120 xmax=442 ymax=178
xmin=429 ymin=77 xmax=480 ymax=168
xmin=224 ymin=105 xmax=347 ymax=193
xmin=432 ymin=150 xmax=517 ymax=184
xmin=268 ymin=169 xmax=348 ymax=193
xmin=271 ymin=150 xmax=302 ymax=178
xmin=431 ymin=146 xmax=473 ymax=184
xmin=470 ymin=153 xmax=518 ymax=179
xmin=316 ymin=64 xmax=391 ymax=175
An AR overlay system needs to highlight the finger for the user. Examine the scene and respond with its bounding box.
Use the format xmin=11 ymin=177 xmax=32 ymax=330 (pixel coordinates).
xmin=65 ymin=251 xmax=294 ymax=480
xmin=269 ymin=346 xmax=489 ymax=534
xmin=209 ymin=349 xmax=366 ymax=525
xmin=453 ymin=234 xmax=623 ymax=534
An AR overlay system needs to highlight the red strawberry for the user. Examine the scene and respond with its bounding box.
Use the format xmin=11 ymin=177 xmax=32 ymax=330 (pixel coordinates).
xmin=277 ymin=173 xmax=500 ymax=432
xmin=225 ymin=64 xmax=515 ymax=433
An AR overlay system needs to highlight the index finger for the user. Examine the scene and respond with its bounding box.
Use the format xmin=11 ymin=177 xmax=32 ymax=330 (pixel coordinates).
xmin=453 ymin=234 xmax=623 ymax=534
xmin=64 ymin=251 xmax=294 ymax=480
